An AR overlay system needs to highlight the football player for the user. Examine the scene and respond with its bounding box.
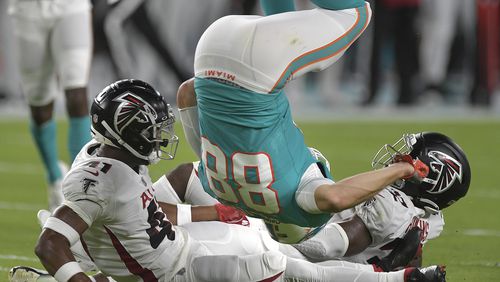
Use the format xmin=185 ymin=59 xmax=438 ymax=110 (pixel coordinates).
xmin=286 ymin=132 xmax=471 ymax=271
xmin=25 ymin=79 xmax=444 ymax=282
xmin=8 ymin=0 xmax=93 ymax=211
xmin=137 ymin=132 xmax=467 ymax=273
xmin=177 ymin=0 xmax=429 ymax=243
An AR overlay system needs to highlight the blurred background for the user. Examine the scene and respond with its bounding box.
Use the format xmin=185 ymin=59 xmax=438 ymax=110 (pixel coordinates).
xmin=1 ymin=0 xmax=499 ymax=118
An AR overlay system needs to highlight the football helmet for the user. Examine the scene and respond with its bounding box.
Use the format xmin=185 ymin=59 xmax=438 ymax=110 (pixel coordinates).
xmin=90 ymin=79 xmax=178 ymax=164
xmin=372 ymin=132 xmax=471 ymax=211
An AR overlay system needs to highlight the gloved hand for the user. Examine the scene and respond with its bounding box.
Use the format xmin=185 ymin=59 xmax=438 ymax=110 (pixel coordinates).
xmin=214 ymin=203 xmax=250 ymax=226
xmin=393 ymin=154 xmax=429 ymax=183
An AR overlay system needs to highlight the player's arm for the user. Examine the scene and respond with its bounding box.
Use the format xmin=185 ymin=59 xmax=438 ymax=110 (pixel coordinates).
xmin=158 ymin=202 xmax=249 ymax=226
xmin=315 ymin=160 xmax=426 ymax=212
xmin=177 ymin=78 xmax=202 ymax=158
xmin=35 ymin=206 xmax=91 ymax=282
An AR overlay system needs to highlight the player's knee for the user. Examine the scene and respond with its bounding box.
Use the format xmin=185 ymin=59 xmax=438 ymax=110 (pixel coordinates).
xmin=30 ymin=104 xmax=54 ymax=125
xmin=177 ymin=78 xmax=197 ymax=109
xmin=192 ymin=251 xmax=286 ymax=282
xmin=65 ymin=88 xmax=89 ymax=117
xmin=166 ymin=163 xmax=194 ymax=202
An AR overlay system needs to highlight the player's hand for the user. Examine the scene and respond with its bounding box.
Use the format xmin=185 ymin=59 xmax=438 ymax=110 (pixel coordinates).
xmin=214 ymin=203 xmax=250 ymax=227
xmin=393 ymin=154 xmax=429 ymax=183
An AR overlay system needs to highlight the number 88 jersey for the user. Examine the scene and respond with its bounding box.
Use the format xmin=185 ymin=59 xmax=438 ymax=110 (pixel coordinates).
xmin=196 ymin=78 xmax=331 ymax=228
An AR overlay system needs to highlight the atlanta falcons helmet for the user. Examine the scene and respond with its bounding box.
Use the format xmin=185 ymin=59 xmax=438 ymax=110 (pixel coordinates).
xmin=90 ymin=79 xmax=178 ymax=164
xmin=372 ymin=132 xmax=471 ymax=211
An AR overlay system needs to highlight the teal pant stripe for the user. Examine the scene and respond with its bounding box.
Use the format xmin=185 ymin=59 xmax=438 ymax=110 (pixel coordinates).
xmin=273 ymin=4 xmax=369 ymax=91
xmin=260 ymin=0 xmax=296 ymax=15
xmin=312 ymin=0 xmax=365 ymax=10
xmin=30 ymin=119 xmax=62 ymax=183
xmin=68 ymin=116 xmax=91 ymax=162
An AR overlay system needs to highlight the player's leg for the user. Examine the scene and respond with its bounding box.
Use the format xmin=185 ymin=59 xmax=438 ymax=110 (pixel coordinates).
xmin=179 ymin=222 xmax=285 ymax=281
xmin=52 ymin=1 xmax=93 ymax=161
xmin=284 ymin=258 xmax=445 ymax=282
xmin=153 ymin=162 xmax=219 ymax=205
xmin=292 ymin=215 xmax=371 ymax=261
xmin=194 ymin=2 xmax=371 ymax=93
xmin=10 ymin=2 xmax=66 ymax=211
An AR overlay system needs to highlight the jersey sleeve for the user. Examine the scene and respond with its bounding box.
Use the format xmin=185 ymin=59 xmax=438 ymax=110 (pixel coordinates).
xmin=354 ymin=188 xmax=416 ymax=245
xmin=62 ymin=168 xmax=111 ymax=225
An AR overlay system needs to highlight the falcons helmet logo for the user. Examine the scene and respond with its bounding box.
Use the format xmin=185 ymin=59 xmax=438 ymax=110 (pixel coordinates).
xmin=113 ymin=92 xmax=157 ymax=134
xmin=425 ymin=150 xmax=463 ymax=194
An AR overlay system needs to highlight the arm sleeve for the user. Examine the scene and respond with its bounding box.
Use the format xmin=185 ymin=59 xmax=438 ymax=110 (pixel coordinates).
xmin=179 ymin=106 xmax=202 ymax=159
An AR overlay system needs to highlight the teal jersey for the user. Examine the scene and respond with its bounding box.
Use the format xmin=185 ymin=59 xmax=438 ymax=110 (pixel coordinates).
xmin=195 ymin=78 xmax=330 ymax=227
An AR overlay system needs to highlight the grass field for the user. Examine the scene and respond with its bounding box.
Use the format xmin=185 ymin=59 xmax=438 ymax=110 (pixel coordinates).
xmin=0 ymin=118 xmax=499 ymax=281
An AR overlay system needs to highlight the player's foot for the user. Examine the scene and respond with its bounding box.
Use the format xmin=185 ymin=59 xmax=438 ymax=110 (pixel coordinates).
xmin=37 ymin=209 xmax=51 ymax=228
xmin=48 ymin=161 xmax=69 ymax=211
xmin=8 ymin=266 xmax=56 ymax=282
xmin=376 ymin=227 xmax=422 ymax=271
xmin=405 ymin=265 xmax=446 ymax=282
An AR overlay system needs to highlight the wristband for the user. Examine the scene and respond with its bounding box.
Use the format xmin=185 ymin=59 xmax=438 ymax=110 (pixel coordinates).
xmin=177 ymin=204 xmax=192 ymax=225
xmin=54 ymin=261 xmax=83 ymax=282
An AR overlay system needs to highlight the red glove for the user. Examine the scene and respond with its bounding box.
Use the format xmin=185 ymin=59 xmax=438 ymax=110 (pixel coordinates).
xmin=214 ymin=203 xmax=250 ymax=227
xmin=393 ymin=154 xmax=429 ymax=182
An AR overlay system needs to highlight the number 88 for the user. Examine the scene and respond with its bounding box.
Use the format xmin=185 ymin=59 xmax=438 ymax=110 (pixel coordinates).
xmin=201 ymin=137 xmax=280 ymax=214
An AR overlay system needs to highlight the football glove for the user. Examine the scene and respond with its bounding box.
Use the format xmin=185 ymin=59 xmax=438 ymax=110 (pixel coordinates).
xmin=393 ymin=154 xmax=429 ymax=183
xmin=214 ymin=203 xmax=250 ymax=227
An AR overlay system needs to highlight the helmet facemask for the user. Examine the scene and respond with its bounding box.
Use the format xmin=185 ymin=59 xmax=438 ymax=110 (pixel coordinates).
xmin=371 ymin=134 xmax=419 ymax=190
xmin=141 ymin=115 xmax=179 ymax=164
xmin=372 ymin=133 xmax=418 ymax=170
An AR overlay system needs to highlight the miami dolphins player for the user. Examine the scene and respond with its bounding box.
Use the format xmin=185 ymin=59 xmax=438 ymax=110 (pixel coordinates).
xmin=177 ymin=0 xmax=429 ymax=243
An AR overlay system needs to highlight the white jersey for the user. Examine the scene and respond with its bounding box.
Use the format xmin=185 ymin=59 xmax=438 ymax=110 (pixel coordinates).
xmin=63 ymin=141 xmax=190 ymax=281
xmin=332 ymin=187 xmax=445 ymax=264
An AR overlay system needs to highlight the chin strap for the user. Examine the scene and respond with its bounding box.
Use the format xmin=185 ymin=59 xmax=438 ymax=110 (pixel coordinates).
xmin=411 ymin=197 xmax=440 ymax=216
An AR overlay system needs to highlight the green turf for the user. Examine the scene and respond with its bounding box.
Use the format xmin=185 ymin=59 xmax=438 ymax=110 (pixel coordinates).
xmin=0 ymin=119 xmax=499 ymax=281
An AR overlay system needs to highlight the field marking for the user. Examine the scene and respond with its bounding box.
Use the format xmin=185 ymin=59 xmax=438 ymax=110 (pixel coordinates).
xmin=471 ymin=190 xmax=500 ymax=200
xmin=0 ymin=201 xmax=44 ymax=212
xmin=457 ymin=261 xmax=500 ymax=268
xmin=0 ymin=162 xmax=43 ymax=175
xmin=463 ymin=229 xmax=500 ymax=237
xmin=0 ymin=266 xmax=11 ymax=272
xmin=0 ymin=254 xmax=38 ymax=262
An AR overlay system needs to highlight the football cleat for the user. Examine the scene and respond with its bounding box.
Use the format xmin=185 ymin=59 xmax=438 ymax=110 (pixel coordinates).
xmin=8 ymin=266 xmax=56 ymax=282
xmin=405 ymin=265 xmax=446 ymax=282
